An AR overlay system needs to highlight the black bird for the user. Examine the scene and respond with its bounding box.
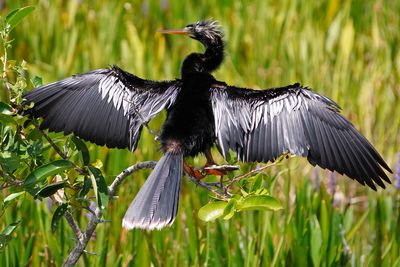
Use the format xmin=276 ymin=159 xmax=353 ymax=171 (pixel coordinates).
xmin=23 ymin=20 xmax=392 ymax=230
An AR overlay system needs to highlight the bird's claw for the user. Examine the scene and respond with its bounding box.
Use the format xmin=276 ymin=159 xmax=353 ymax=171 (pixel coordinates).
xmin=184 ymin=163 xmax=239 ymax=181
xmin=201 ymin=164 xmax=239 ymax=177
xmin=183 ymin=162 xmax=205 ymax=181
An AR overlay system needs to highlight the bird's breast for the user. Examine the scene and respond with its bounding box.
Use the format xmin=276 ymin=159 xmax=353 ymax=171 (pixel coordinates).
xmin=159 ymin=75 xmax=216 ymax=156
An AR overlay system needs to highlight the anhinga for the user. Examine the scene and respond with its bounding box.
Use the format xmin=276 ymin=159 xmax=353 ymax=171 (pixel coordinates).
xmin=23 ymin=20 xmax=392 ymax=230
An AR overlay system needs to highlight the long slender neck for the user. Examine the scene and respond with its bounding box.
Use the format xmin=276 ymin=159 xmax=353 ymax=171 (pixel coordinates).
xmin=181 ymin=37 xmax=224 ymax=77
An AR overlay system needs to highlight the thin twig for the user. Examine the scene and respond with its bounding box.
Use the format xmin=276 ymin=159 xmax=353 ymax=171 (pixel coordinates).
xmin=62 ymin=208 xmax=101 ymax=267
xmin=0 ymin=169 xmax=24 ymax=189
xmin=83 ymin=250 xmax=101 ymax=256
xmin=64 ymin=211 xmax=83 ymax=239
xmin=186 ymin=175 xmax=231 ymax=199
xmin=34 ymin=120 xmax=87 ymax=173
xmin=226 ymin=154 xmax=294 ymax=188
xmin=108 ymin=161 xmax=157 ymax=197
xmin=1 ymin=179 xmax=24 ymax=189
xmin=36 ymin=124 xmax=68 ymax=160
xmin=40 ymin=129 xmax=68 ymax=160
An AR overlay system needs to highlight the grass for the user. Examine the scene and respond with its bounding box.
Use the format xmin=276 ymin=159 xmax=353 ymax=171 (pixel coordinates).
xmin=1 ymin=0 xmax=400 ymax=266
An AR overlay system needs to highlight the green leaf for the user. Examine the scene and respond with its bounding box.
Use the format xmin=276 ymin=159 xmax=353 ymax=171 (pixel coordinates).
xmin=238 ymin=195 xmax=283 ymax=211
xmin=1 ymin=221 xmax=21 ymax=236
xmin=5 ymin=6 xmax=35 ymax=32
xmin=1 ymin=128 xmax=16 ymax=151
xmin=35 ymin=181 xmax=65 ymax=198
xmin=89 ymin=170 xmax=99 ymax=206
xmin=27 ymin=141 xmax=43 ymax=158
xmin=3 ymin=192 xmax=25 ymax=208
xmin=51 ymin=203 xmax=68 ymax=232
xmin=24 ymin=160 xmax=72 ymax=188
xmin=223 ymin=199 xmax=237 ymax=220
xmin=0 ymin=152 xmax=20 ymax=173
xmin=31 ymin=76 xmax=42 ymax=87
xmin=0 ymin=221 xmax=21 ymax=251
xmin=79 ymin=176 xmax=92 ymax=197
xmin=310 ymin=216 xmax=323 ymax=267
xmin=72 ymin=136 xmax=90 ymax=165
xmin=27 ymin=128 xmax=42 ymax=140
xmin=251 ymin=173 xmax=264 ymax=192
xmin=0 ymin=114 xmax=15 ymax=124
xmin=0 ymin=102 xmax=13 ymax=115
xmin=0 ymin=234 xmax=10 ymax=251
xmin=88 ymin=166 xmax=108 ymax=210
xmin=254 ymin=188 xmax=269 ymax=195
xmin=198 ymin=201 xmax=227 ymax=222
xmin=346 ymin=211 xmax=369 ymax=240
xmin=240 ymin=188 xmax=249 ymax=197
xmin=320 ymin=200 xmax=329 ymax=244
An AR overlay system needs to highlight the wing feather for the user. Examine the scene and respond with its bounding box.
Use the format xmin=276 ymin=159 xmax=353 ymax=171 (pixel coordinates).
xmin=24 ymin=66 xmax=181 ymax=151
xmin=210 ymin=83 xmax=392 ymax=190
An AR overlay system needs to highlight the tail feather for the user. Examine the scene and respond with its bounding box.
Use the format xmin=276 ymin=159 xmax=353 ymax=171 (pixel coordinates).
xmin=122 ymin=152 xmax=183 ymax=230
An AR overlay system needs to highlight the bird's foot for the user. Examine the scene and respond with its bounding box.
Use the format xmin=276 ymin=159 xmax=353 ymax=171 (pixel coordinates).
xmin=183 ymin=162 xmax=205 ymax=181
xmin=184 ymin=162 xmax=240 ymax=181
xmin=201 ymin=164 xmax=240 ymax=176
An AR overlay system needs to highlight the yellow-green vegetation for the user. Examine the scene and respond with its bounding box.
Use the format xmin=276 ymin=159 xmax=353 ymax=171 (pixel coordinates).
xmin=1 ymin=0 xmax=399 ymax=266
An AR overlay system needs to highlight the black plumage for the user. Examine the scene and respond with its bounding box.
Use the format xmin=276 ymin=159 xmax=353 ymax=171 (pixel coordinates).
xmin=23 ymin=20 xmax=392 ymax=230
xmin=25 ymin=68 xmax=180 ymax=151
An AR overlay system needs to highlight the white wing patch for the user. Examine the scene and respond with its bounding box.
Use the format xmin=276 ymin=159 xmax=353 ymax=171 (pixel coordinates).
xmin=98 ymin=75 xmax=180 ymax=121
xmin=211 ymin=87 xmax=313 ymax=160
xmin=99 ymin=75 xmax=132 ymax=116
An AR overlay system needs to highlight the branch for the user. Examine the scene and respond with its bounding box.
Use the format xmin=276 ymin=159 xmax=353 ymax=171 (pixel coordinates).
xmin=0 ymin=170 xmax=24 ymax=189
xmin=64 ymin=211 xmax=83 ymax=238
xmin=62 ymin=161 xmax=157 ymax=267
xmin=39 ymin=128 xmax=69 ymax=160
xmin=62 ymin=208 xmax=101 ymax=267
xmin=226 ymin=154 xmax=294 ymax=189
xmin=30 ymin=119 xmax=69 ymax=160
xmin=34 ymin=121 xmax=86 ymax=174
xmin=108 ymin=161 xmax=157 ymax=196
xmin=186 ymin=175 xmax=231 ymax=199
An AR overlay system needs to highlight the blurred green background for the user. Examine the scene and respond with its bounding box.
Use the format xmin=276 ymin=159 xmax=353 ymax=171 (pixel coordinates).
xmin=1 ymin=0 xmax=400 ymax=266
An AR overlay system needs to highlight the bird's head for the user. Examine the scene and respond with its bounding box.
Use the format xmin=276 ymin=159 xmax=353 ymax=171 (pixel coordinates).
xmin=159 ymin=20 xmax=223 ymax=47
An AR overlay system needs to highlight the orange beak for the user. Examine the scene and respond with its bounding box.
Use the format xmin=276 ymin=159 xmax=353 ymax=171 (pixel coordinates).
xmin=158 ymin=29 xmax=190 ymax=35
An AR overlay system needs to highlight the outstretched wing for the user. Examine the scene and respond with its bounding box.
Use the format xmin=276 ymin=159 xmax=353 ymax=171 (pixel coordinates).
xmin=210 ymin=82 xmax=392 ymax=190
xmin=24 ymin=66 xmax=181 ymax=151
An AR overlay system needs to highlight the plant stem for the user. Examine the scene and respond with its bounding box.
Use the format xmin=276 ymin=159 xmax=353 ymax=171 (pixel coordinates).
xmin=62 ymin=207 xmax=101 ymax=267
xmin=226 ymin=154 xmax=293 ymax=189
xmin=64 ymin=211 xmax=83 ymax=239
xmin=187 ymin=174 xmax=231 ymax=199
xmin=108 ymin=160 xmax=157 ymax=196
xmin=2 ymin=32 xmax=12 ymax=94
xmin=39 ymin=128 xmax=69 ymax=160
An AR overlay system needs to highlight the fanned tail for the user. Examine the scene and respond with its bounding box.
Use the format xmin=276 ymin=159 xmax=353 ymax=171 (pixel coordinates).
xmin=122 ymin=152 xmax=183 ymax=230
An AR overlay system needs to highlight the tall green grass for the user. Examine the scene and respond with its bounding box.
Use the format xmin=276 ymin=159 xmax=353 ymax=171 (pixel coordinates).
xmin=1 ymin=0 xmax=399 ymax=266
